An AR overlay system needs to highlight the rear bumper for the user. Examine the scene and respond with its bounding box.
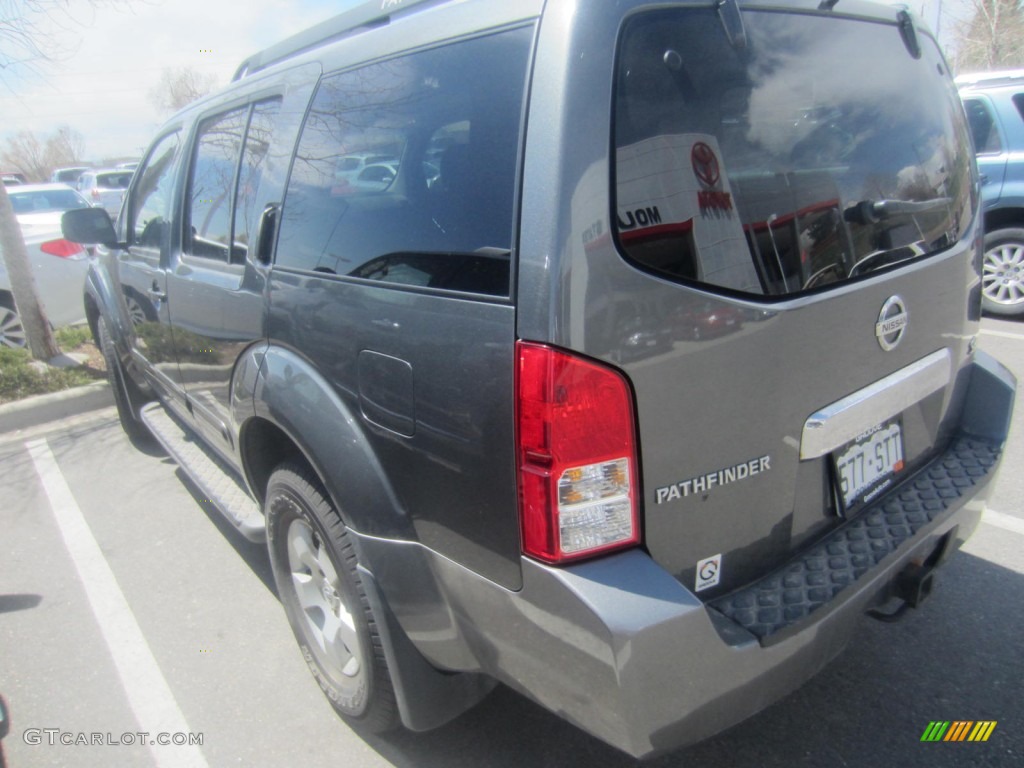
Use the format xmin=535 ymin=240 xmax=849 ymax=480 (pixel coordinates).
xmin=360 ymin=351 xmax=1014 ymax=759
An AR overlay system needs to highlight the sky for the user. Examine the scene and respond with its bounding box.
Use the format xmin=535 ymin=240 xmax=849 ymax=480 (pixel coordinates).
xmin=0 ymin=0 xmax=355 ymax=163
xmin=0 ymin=0 xmax=971 ymax=168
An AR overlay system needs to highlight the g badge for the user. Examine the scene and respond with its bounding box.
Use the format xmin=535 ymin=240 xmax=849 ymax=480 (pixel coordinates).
xmin=695 ymin=554 xmax=723 ymax=592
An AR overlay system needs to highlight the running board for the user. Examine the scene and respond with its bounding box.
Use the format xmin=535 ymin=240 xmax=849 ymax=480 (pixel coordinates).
xmin=140 ymin=402 xmax=266 ymax=542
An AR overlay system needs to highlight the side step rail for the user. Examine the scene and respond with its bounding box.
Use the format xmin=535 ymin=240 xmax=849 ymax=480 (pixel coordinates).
xmin=140 ymin=403 xmax=266 ymax=542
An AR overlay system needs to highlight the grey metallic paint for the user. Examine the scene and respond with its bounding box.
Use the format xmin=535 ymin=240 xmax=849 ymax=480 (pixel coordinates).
xmin=79 ymin=0 xmax=1016 ymax=758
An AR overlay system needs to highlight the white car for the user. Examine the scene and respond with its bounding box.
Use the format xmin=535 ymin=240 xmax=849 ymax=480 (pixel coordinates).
xmin=1 ymin=183 xmax=93 ymax=348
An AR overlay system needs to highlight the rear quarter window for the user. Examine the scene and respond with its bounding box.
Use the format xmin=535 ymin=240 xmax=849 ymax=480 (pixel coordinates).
xmin=274 ymin=25 xmax=533 ymax=297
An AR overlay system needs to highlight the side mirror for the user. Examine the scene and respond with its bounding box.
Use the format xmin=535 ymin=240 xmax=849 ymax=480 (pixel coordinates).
xmin=62 ymin=207 xmax=120 ymax=248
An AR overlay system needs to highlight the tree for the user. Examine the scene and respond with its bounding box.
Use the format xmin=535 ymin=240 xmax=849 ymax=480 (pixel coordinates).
xmin=1 ymin=125 xmax=86 ymax=182
xmin=149 ymin=66 xmax=218 ymax=115
xmin=0 ymin=184 xmax=59 ymax=358
xmin=952 ymin=0 xmax=1024 ymax=73
xmin=0 ymin=1 xmax=129 ymax=358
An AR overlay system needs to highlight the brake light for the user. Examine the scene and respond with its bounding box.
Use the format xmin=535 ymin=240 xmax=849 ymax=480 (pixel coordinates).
xmin=40 ymin=239 xmax=84 ymax=258
xmin=516 ymin=341 xmax=640 ymax=564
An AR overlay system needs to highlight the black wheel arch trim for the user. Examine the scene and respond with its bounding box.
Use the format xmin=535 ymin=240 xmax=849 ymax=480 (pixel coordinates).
xmin=246 ymin=347 xmax=490 ymax=731
xmin=247 ymin=344 xmax=415 ymax=542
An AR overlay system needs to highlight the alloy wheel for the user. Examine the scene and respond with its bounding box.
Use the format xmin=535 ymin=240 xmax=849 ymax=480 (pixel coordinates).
xmin=286 ymin=517 xmax=363 ymax=680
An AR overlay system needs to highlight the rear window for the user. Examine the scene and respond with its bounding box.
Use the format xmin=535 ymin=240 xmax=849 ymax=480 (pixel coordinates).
xmin=97 ymin=172 xmax=133 ymax=189
xmin=9 ymin=189 xmax=90 ymax=214
xmin=613 ymin=9 xmax=975 ymax=298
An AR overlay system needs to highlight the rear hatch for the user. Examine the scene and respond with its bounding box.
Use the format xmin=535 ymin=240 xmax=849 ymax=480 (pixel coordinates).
xmin=603 ymin=7 xmax=980 ymax=597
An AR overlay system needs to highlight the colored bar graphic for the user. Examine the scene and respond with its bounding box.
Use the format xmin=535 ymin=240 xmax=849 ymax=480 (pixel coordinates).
xmin=921 ymin=721 xmax=997 ymax=742
xmin=969 ymin=722 xmax=998 ymax=742
xmin=945 ymin=721 xmax=973 ymax=741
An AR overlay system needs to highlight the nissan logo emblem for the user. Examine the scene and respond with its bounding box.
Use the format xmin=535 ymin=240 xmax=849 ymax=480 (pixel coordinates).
xmin=876 ymin=296 xmax=908 ymax=351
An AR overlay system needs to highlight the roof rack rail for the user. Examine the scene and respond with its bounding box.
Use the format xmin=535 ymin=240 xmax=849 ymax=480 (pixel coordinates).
xmin=232 ymin=0 xmax=450 ymax=81
xmin=955 ymin=69 xmax=1024 ymax=88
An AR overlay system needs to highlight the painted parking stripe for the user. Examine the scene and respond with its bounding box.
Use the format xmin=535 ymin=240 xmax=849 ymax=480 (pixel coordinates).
xmin=27 ymin=438 xmax=209 ymax=768
xmin=983 ymin=508 xmax=1024 ymax=537
xmin=979 ymin=329 xmax=1024 ymax=341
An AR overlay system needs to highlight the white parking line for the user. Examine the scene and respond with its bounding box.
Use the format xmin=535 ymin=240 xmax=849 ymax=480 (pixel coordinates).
xmin=983 ymin=508 xmax=1024 ymax=537
xmin=979 ymin=329 xmax=1024 ymax=342
xmin=27 ymin=439 xmax=209 ymax=768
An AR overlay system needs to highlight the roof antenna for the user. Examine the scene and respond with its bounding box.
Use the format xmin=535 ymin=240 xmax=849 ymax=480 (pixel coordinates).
xmin=818 ymin=0 xmax=840 ymax=10
xmin=716 ymin=0 xmax=747 ymax=52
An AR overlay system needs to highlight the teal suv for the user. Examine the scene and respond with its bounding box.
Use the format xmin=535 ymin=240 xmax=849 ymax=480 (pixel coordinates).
xmin=960 ymin=70 xmax=1024 ymax=316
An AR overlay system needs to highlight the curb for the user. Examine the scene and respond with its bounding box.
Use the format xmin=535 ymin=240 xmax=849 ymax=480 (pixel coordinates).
xmin=0 ymin=381 xmax=114 ymax=434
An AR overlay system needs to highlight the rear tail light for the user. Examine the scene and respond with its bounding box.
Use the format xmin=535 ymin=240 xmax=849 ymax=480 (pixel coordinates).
xmin=40 ymin=239 xmax=85 ymax=258
xmin=91 ymin=188 xmax=100 ymax=199
xmin=516 ymin=341 xmax=640 ymax=564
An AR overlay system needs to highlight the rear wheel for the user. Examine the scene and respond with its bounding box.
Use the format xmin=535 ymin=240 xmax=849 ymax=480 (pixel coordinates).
xmin=97 ymin=316 xmax=152 ymax=444
xmin=0 ymin=297 xmax=26 ymax=349
xmin=266 ymin=463 xmax=398 ymax=732
xmin=981 ymin=228 xmax=1024 ymax=316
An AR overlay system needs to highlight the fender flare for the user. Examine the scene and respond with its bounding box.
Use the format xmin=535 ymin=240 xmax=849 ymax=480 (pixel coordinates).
xmin=250 ymin=344 xmax=415 ymax=541
xmin=249 ymin=346 xmax=492 ymax=729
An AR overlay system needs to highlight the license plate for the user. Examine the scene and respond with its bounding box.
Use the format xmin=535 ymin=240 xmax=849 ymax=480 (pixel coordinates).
xmin=834 ymin=419 xmax=904 ymax=511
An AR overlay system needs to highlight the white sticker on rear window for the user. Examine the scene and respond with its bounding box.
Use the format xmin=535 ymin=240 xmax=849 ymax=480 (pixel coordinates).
xmin=695 ymin=553 xmax=722 ymax=592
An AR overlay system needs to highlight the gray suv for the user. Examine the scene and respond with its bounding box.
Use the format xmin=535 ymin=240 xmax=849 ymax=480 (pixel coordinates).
xmin=64 ymin=0 xmax=1014 ymax=759
xmin=959 ymin=70 xmax=1024 ymax=315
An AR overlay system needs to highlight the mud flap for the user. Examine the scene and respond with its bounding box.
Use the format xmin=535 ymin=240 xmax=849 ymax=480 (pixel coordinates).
xmin=356 ymin=564 xmax=496 ymax=732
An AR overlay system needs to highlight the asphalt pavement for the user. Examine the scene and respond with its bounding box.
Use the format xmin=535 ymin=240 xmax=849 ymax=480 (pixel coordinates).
xmin=0 ymin=318 xmax=1022 ymax=768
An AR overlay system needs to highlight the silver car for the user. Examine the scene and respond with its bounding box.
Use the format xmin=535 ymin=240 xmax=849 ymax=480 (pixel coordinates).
xmin=76 ymin=169 xmax=133 ymax=218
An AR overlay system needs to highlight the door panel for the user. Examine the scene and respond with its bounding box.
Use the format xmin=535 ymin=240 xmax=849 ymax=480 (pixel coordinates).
xmin=119 ymin=130 xmax=186 ymax=403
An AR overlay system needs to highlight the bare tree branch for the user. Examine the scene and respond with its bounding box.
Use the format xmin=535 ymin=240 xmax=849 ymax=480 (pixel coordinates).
xmin=952 ymin=0 xmax=1024 ymax=73
xmin=149 ymin=66 xmax=218 ymax=115
xmin=0 ymin=0 xmax=134 ymax=358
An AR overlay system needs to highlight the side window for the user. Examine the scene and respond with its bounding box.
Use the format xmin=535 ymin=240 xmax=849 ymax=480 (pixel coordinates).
xmin=233 ymin=100 xmax=282 ymax=261
xmin=131 ymin=131 xmax=182 ymax=250
xmin=1013 ymin=93 xmax=1024 ymax=124
xmin=963 ymin=99 xmax=1002 ymax=155
xmin=275 ymin=25 xmax=532 ymax=296
xmin=187 ymin=109 xmax=247 ymax=261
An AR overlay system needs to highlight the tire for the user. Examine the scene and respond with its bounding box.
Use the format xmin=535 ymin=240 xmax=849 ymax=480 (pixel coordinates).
xmin=0 ymin=297 xmax=26 ymax=349
xmin=124 ymin=290 xmax=157 ymax=327
xmin=981 ymin=228 xmax=1024 ymax=316
xmin=97 ymin=316 xmax=153 ymax=444
xmin=266 ymin=463 xmax=398 ymax=732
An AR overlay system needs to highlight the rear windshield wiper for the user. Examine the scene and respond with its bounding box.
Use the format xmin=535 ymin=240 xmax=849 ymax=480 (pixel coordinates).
xmin=844 ymin=197 xmax=952 ymax=225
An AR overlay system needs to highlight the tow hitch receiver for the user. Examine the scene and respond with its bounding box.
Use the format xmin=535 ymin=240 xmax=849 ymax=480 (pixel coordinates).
xmin=894 ymin=563 xmax=934 ymax=608
xmin=868 ymin=562 xmax=936 ymax=622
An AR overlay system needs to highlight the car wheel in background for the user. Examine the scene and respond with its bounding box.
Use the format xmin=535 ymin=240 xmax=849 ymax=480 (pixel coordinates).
xmin=266 ymin=463 xmax=398 ymax=733
xmin=982 ymin=228 xmax=1024 ymax=317
xmin=123 ymin=289 xmax=157 ymax=326
xmin=0 ymin=298 xmax=26 ymax=349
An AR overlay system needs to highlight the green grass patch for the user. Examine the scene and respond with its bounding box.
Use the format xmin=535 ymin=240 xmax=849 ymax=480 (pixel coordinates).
xmin=0 ymin=346 xmax=100 ymax=404
xmin=56 ymin=325 xmax=93 ymax=349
